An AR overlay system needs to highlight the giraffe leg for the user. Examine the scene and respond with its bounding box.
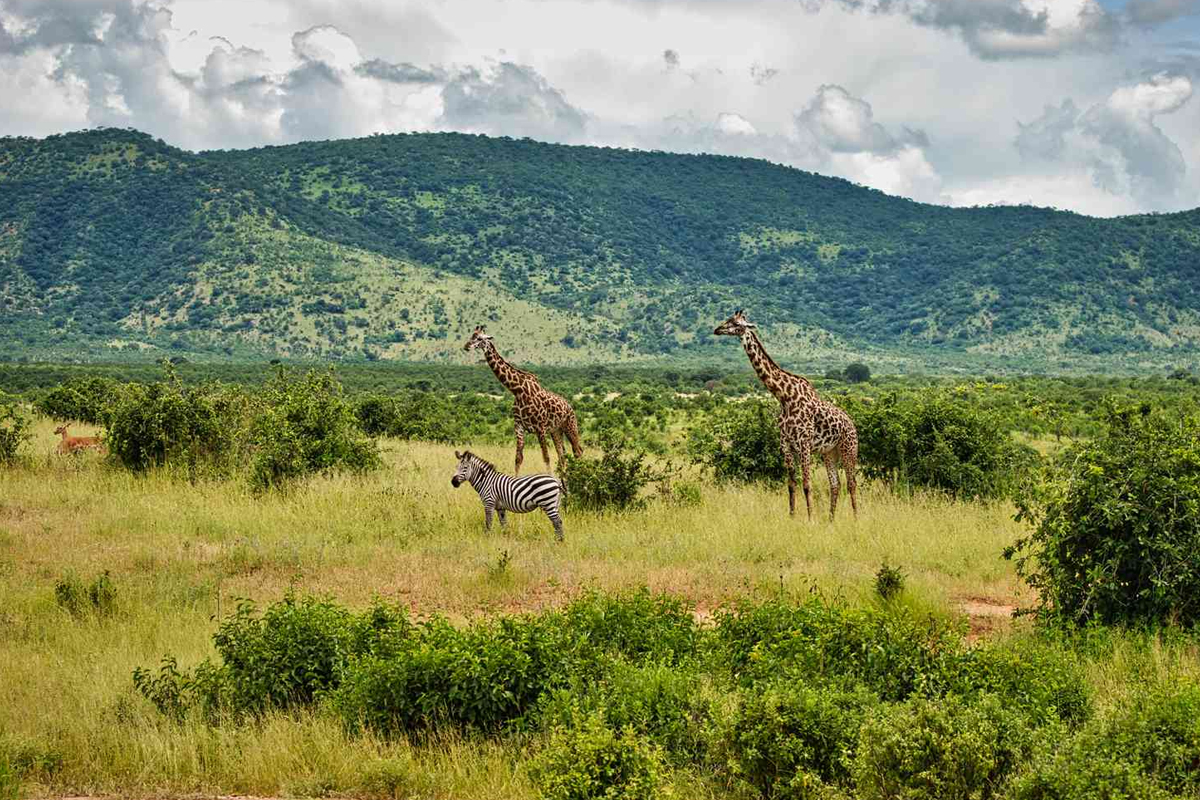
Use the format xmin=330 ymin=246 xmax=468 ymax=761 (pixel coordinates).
xmin=536 ymin=431 xmax=552 ymax=471
xmin=551 ymin=430 xmax=566 ymax=468
xmin=783 ymin=444 xmax=797 ymax=517
xmin=823 ymin=451 xmax=840 ymax=521
xmin=800 ymin=448 xmax=813 ymax=521
xmin=844 ymin=445 xmax=860 ymax=518
xmin=514 ymin=423 xmax=526 ymax=476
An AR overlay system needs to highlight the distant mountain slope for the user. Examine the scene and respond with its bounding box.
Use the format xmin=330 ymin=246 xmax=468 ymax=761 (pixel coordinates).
xmin=1 ymin=128 xmax=1198 ymax=370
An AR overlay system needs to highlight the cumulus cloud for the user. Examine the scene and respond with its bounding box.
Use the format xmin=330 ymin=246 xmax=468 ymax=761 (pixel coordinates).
xmin=1125 ymin=0 xmax=1200 ymax=27
xmin=440 ymin=61 xmax=588 ymax=141
xmin=1014 ymin=73 xmax=1192 ymax=209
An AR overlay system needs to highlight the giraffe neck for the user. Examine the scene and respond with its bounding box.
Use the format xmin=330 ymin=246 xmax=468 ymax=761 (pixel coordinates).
xmin=483 ymin=342 xmax=533 ymax=396
xmin=741 ymin=329 xmax=806 ymax=403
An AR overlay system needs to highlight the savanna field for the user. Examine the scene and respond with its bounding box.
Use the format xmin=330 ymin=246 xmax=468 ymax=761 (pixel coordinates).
xmin=2 ymin=365 xmax=1200 ymax=799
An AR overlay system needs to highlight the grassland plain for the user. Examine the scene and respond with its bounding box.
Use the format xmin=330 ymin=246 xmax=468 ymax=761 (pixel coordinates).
xmin=3 ymin=418 xmax=1200 ymax=798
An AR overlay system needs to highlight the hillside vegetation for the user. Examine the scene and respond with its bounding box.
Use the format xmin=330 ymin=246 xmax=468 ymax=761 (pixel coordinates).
xmin=2 ymin=128 xmax=1199 ymax=370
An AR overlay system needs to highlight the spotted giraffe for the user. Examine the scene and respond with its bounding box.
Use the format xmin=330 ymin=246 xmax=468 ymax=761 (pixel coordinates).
xmin=463 ymin=326 xmax=584 ymax=474
xmin=714 ymin=310 xmax=859 ymax=521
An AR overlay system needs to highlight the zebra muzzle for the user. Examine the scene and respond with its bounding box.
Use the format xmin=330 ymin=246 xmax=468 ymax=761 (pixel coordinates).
xmin=451 ymin=477 xmax=463 ymax=487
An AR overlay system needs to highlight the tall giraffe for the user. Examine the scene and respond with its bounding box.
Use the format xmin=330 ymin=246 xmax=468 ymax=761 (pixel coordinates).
xmin=463 ymin=326 xmax=584 ymax=474
xmin=714 ymin=310 xmax=859 ymax=520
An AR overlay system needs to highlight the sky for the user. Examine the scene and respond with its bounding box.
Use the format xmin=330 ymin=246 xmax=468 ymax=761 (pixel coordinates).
xmin=2 ymin=0 xmax=1199 ymax=217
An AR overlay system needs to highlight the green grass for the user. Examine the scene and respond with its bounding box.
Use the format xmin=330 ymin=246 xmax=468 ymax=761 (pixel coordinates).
xmin=1 ymin=417 xmax=1198 ymax=797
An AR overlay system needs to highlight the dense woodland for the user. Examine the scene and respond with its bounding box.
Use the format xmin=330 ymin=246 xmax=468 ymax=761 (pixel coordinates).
xmin=2 ymin=128 xmax=1200 ymax=371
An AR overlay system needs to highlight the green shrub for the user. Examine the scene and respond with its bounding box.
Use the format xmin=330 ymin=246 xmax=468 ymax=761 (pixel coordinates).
xmin=0 ymin=399 xmax=31 ymax=466
xmin=853 ymin=694 xmax=1033 ymax=800
xmin=686 ymin=398 xmax=785 ymax=485
xmin=106 ymin=372 xmax=250 ymax=476
xmin=560 ymin=431 xmax=660 ymax=512
xmin=712 ymin=594 xmax=964 ymax=701
xmin=562 ymin=589 xmax=699 ymax=667
xmin=874 ymin=561 xmax=906 ymax=602
xmin=726 ymin=681 xmax=878 ymax=797
xmin=35 ymin=376 xmax=123 ymax=423
xmin=528 ymin=711 xmax=665 ymax=800
xmin=354 ymin=391 xmax=505 ymax=443
xmin=847 ymin=391 xmax=1036 ymax=500
xmin=1008 ymin=404 xmax=1200 ymax=626
xmin=249 ymin=369 xmax=381 ymax=491
xmin=54 ymin=570 xmax=118 ymax=618
xmin=1007 ymin=683 xmax=1200 ymax=799
xmin=949 ymin=638 xmax=1091 ymax=728
xmin=844 ymin=363 xmax=871 ymax=383
xmin=538 ymin=660 xmax=712 ymax=764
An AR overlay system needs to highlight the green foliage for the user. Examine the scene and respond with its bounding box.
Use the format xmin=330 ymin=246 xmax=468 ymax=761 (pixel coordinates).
xmin=853 ymin=694 xmax=1033 ymax=800
xmin=53 ymin=570 xmax=117 ymax=618
xmin=874 ymin=561 xmax=906 ymax=602
xmin=1009 ymin=404 xmax=1200 ymax=626
xmin=562 ymin=589 xmax=699 ymax=667
xmin=34 ymin=376 xmax=123 ymax=423
xmin=0 ymin=736 xmax=62 ymax=800
xmin=686 ymin=398 xmax=785 ymax=485
xmin=0 ymin=398 xmax=31 ymax=465
xmin=1007 ymin=683 xmax=1200 ymax=800
xmin=843 ymin=363 xmax=871 ymax=383
xmin=847 ymin=391 xmax=1037 ymax=500
xmin=248 ymin=369 xmax=381 ymax=491
xmin=560 ymin=432 xmax=661 ymax=512
xmin=354 ymin=390 xmax=507 ymax=443
xmin=105 ymin=370 xmax=250 ymax=476
xmin=947 ymin=638 xmax=1091 ymax=728
xmin=725 ymin=681 xmax=877 ymax=797
xmin=528 ymin=711 xmax=665 ymax=800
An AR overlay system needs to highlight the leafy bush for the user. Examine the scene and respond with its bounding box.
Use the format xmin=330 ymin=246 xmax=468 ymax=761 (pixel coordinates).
xmin=538 ymin=660 xmax=712 ymax=764
xmin=106 ymin=371 xmax=250 ymax=476
xmin=847 ymin=391 xmax=1036 ymax=500
xmin=874 ymin=562 xmax=906 ymax=602
xmin=948 ymin=638 xmax=1091 ymax=728
xmin=725 ymin=680 xmax=878 ymax=797
xmin=528 ymin=711 xmax=665 ymax=800
xmin=562 ymin=589 xmax=699 ymax=668
xmin=249 ymin=369 xmax=381 ymax=491
xmin=853 ymin=694 xmax=1033 ymax=800
xmin=354 ymin=390 xmax=505 ymax=443
xmin=34 ymin=376 xmax=123 ymax=424
xmin=560 ymin=431 xmax=661 ymax=512
xmin=686 ymin=398 xmax=785 ymax=484
xmin=0 ymin=398 xmax=31 ymax=466
xmin=54 ymin=570 xmax=118 ymax=618
xmin=1008 ymin=405 xmax=1200 ymax=627
xmin=1008 ymin=683 xmax=1200 ymax=799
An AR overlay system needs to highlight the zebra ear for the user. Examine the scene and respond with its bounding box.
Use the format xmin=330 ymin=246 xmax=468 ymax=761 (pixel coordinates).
xmin=455 ymin=450 xmax=462 ymax=459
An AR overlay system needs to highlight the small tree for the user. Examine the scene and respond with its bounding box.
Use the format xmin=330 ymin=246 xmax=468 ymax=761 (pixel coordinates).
xmin=1008 ymin=404 xmax=1200 ymax=627
xmin=0 ymin=397 xmax=32 ymax=466
xmin=844 ymin=362 xmax=872 ymax=383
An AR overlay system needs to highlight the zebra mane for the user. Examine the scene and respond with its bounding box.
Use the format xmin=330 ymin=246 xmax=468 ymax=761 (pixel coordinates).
xmin=460 ymin=450 xmax=497 ymax=473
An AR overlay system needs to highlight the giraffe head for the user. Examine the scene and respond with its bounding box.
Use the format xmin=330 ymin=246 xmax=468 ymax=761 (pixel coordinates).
xmin=713 ymin=310 xmax=756 ymax=337
xmin=463 ymin=325 xmax=493 ymax=353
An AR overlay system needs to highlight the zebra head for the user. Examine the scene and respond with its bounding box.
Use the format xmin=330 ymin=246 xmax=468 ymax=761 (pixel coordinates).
xmin=451 ymin=450 xmax=479 ymax=487
xmin=463 ymin=325 xmax=493 ymax=353
xmin=714 ymin=309 xmax=756 ymax=337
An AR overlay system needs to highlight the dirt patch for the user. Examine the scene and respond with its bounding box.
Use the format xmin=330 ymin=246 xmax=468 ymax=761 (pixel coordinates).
xmin=957 ymin=596 xmax=1018 ymax=642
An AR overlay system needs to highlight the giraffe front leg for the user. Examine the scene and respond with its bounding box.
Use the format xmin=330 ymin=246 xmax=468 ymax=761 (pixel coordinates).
xmin=800 ymin=448 xmax=813 ymax=521
xmin=783 ymin=446 xmax=797 ymax=517
xmin=536 ymin=431 xmax=551 ymax=471
xmin=823 ymin=451 xmax=841 ymax=521
xmin=514 ymin=422 xmax=526 ymax=476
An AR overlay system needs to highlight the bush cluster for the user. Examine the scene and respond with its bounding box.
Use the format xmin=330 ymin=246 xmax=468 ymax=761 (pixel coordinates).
xmin=354 ymin=390 xmax=507 ymax=443
xmin=560 ymin=431 xmax=664 ymax=512
xmin=1009 ymin=404 xmax=1200 ymax=627
xmin=34 ymin=376 xmax=124 ymax=424
xmin=846 ymin=390 xmax=1038 ymax=500
xmin=685 ymin=398 xmax=785 ymax=485
xmin=0 ymin=397 xmax=31 ymax=466
xmin=132 ymin=588 xmax=1123 ymax=799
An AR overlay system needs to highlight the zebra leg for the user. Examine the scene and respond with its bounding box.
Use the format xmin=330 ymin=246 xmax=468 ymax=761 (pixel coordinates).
xmin=536 ymin=431 xmax=552 ymax=471
xmin=823 ymin=451 xmax=840 ymax=521
xmin=484 ymin=504 xmax=494 ymax=531
xmin=497 ymin=509 xmax=508 ymax=530
xmin=514 ymin=422 xmax=526 ymax=476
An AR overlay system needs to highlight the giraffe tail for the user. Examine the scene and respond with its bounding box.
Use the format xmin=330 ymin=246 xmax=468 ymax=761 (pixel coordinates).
xmin=566 ymin=411 xmax=584 ymax=458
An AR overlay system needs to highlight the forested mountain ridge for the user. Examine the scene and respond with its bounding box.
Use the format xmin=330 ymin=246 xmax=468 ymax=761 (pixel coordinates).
xmin=2 ymin=127 xmax=1199 ymax=371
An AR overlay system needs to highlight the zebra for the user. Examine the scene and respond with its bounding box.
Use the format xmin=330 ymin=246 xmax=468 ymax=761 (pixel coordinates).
xmin=451 ymin=450 xmax=565 ymax=541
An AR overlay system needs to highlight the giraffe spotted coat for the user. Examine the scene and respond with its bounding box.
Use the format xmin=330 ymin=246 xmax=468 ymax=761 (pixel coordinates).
xmin=714 ymin=310 xmax=860 ymax=520
xmin=464 ymin=326 xmax=584 ymax=474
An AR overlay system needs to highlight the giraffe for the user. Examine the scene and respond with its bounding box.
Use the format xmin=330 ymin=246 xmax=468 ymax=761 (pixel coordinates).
xmin=463 ymin=325 xmax=584 ymax=475
xmin=713 ymin=310 xmax=859 ymax=521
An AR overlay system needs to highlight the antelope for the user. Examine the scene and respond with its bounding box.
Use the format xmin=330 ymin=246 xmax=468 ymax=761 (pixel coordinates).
xmin=53 ymin=425 xmax=106 ymax=455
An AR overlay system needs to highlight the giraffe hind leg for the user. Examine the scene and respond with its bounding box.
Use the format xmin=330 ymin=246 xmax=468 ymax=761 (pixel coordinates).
xmin=566 ymin=414 xmax=584 ymax=457
xmin=514 ymin=423 xmax=526 ymax=476
xmin=823 ymin=451 xmax=840 ymax=521
xmin=800 ymin=448 xmax=813 ymax=521
xmin=551 ymin=430 xmax=566 ymax=469
xmin=784 ymin=446 xmax=797 ymax=517
xmin=844 ymin=445 xmax=860 ymax=518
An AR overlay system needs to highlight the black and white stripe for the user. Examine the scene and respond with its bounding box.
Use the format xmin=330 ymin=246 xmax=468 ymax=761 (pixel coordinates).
xmin=451 ymin=450 xmax=565 ymax=540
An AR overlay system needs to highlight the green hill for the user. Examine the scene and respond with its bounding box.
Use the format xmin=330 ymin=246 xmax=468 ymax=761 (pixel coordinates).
xmin=2 ymin=127 xmax=1199 ymax=372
